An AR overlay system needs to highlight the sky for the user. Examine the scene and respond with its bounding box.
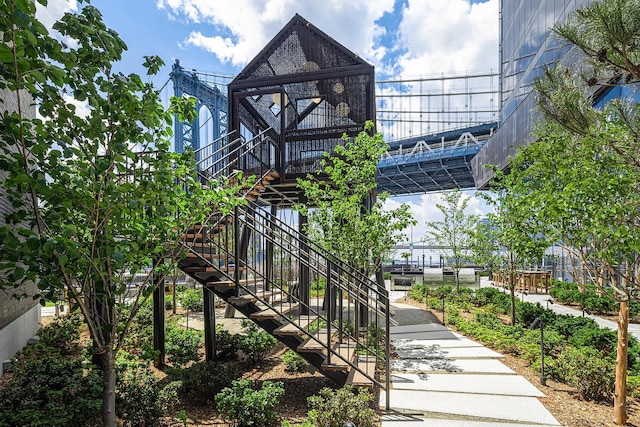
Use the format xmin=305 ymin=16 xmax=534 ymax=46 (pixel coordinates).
xmin=36 ymin=0 xmax=498 ymax=259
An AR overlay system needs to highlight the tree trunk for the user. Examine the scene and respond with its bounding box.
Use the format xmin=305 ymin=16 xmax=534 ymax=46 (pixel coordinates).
xmin=614 ymin=300 xmax=629 ymax=425
xmin=98 ymin=350 xmax=117 ymax=427
xmin=454 ymin=270 xmax=460 ymax=291
xmin=509 ymin=285 xmax=516 ymax=326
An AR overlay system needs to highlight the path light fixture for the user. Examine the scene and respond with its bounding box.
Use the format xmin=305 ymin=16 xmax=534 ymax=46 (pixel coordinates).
xmin=530 ymin=317 xmax=546 ymax=386
xmin=582 ymin=307 xmax=591 ymax=317
xmin=546 ymin=298 xmax=554 ymax=309
xmin=521 ymin=290 xmax=528 ymax=302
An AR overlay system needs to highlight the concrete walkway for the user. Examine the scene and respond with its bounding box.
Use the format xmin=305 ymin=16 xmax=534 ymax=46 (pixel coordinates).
xmin=380 ymin=300 xmax=561 ymax=426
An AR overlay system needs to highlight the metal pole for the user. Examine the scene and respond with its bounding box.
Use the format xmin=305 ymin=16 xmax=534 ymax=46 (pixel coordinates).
xmin=540 ymin=321 xmax=546 ymax=385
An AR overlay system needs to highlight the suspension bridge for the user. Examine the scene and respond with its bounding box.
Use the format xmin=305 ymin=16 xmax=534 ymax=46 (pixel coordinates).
xmin=162 ymin=60 xmax=499 ymax=194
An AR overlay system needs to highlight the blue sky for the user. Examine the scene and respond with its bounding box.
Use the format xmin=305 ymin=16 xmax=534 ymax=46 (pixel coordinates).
xmin=37 ymin=0 xmax=498 ymax=254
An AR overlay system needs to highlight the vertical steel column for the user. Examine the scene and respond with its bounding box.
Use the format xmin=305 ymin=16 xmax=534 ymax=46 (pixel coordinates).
xmin=203 ymin=286 xmax=216 ymax=361
xmin=152 ymin=259 xmax=165 ymax=367
xmin=298 ymin=208 xmax=310 ymax=315
xmin=265 ymin=205 xmax=277 ymax=291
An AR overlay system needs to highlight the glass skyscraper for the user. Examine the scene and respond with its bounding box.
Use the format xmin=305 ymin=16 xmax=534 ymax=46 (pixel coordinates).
xmin=471 ymin=0 xmax=592 ymax=188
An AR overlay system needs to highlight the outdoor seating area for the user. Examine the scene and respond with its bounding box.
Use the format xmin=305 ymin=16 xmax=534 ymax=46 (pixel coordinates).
xmin=493 ymin=270 xmax=553 ymax=294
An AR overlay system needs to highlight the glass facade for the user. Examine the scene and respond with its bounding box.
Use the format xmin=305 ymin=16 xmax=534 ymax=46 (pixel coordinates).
xmin=472 ymin=0 xmax=592 ymax=188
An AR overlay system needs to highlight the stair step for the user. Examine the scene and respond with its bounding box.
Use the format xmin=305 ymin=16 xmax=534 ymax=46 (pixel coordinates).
xmin=298 ymin=329 xmax=334 ymax=352
xmin=346 ymin=357 xmax=376 ymax=388
xmin=227 ymin=290 xmax=279 ymax=306
xmin=250 ymin=303 xmax=299 ymax=320
xmin=322 ymin=342 xmax=357 ymax=371
xmin=205 ymin=278 xmax=263 ymax=288
xmin=273 ymin=315 xmax=318 ymax=336
xmin=185 ymin=252 xmax=226 ymax=260
xmin=181 ymin=233 xmax=206 ymax=242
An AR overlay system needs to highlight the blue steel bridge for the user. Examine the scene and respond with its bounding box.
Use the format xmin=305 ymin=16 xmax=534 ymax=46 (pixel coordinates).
xmin=166 ymin=61 xmax=499 ymax=195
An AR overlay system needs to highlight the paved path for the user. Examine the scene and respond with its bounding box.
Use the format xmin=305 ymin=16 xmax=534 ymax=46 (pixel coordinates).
xmin=380 ymin=301 xmax=561 ymax=426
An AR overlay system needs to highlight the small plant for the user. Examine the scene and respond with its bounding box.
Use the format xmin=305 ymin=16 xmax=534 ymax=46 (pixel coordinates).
xmin=37 ymin=311 xmax=83 ymax=355
xmin=116 ymin=363 xmax=164 ymax=426
xmin=0 ymin=352 xmax=102 ymax=427
xmin=166 ymin=325 xmax=202 ymax=366
xmin=215 ymin=379 xmax=284 ymax=426
xmin=555 ymin=346 xmax=614 ymax=401
xmin=179 ymin=288 xmax=204 ymax=312
xmin=179 ymin=361 xmax=241 ymax=403
xmin=238 ymin=320 xmax=277 ymax=364
xmin=283 ymin=350 xmax=307 ymax=372
xmin=215 ymin=325 xmax=239 ymax=360
xmin=307 ymin=386 xmax=376 ymax=427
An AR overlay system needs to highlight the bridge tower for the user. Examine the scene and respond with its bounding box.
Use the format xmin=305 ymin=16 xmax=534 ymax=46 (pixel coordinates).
xmin=170 ymin=60 xmax=228 ymax=155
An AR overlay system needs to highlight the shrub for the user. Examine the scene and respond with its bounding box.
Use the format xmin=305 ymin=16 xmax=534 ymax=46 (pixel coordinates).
xmin=166 ymin=326 xmax=202 ymax=366
xmin=215 ymin=325 xmax=240 ymax=360
xmin=568 ymin=327 xmax=617 ymax=354
xmin=116 ymin=362 xmax=161 ymax=426
xmin=516 ymin=301 xmax=546 ymax=325
xmin=555 ymin=346 xmax=614 ymax=402
xmin=179 ymin=361 xmax=241 ymax=402
xmin=306 ymin=386 xmax=376 ymax=427
xmin=37 ymin=311 xmax=83 ymax=355
xmin=0 ymin=352 xmax=102 ymax=427
xmin=238 ymin=320 xmax=277 ymax=364
xmin=179 ymin=289 xmax=204 ymax=312
xmin=583 ymin=296 xmax=616 ymax=314
xmin=283 ymin=350 xmax=308 ymax=372
xmin=215 ymin=379 xmax=284 ymax=427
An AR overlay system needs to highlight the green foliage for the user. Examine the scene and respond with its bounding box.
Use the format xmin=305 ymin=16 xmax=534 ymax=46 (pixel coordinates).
xmin=37 ymin=311 xmax=83 ymax=355
xmin=238 ymin=320 xmax=277 ymax=364
xmin=166 ymin=325 xmax=202 ymax=367
xmin=555 ymin=347 xmax=615 ymax=402
xmin=178 ymin=361 xmax=240 ymax=403
xmin=215 ymin=379 xmax=284 ymax=427
xmin=283 ymin=350 xmax=308 ymax=373
xmin=306 ymin=386 xmax=376 ymax=427
xmin=423 ymin=189 xmax=479 ymax=290
xmin=115 ymin=357 xmax=182 ymax=426
xmin=295 ymin=121 xmax=415 ymax=278
xmin=179 ymin=289 xmax=204 ymax=312
xmin=516 ymin=301 xmax=546 ymax=325
xmin=0 ymin=352 xmax=102 ymax=427
xmin=215 ymin=324 xmax=240 ymax=360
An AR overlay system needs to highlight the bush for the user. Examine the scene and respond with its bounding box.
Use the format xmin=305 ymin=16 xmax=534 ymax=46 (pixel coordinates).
xmin=215 ymin=379 xmax=284 ymax=427
xmin=179 ymin=289 xmax=204 ymax=312
xmin=583 ymin=296 xmax=616 ymax=314
xmin=37 ymin=311 xmax=83 ymax=355
xmin=568 ymin=327 xmax=617 ymax=354
xmin=115 ymin=357 xmax=183 ymax=427
xmin=555 ymin=346 xmax=614 ymax=402
xmin=215 ymin=325 xmax=239 ymax=360
xmin=238 ymin=320 xmax=277 ymax=364
xmin=516 ymin=301 xmax=545 ymax=325
xmin=306 ymin=386 xmax=376 ymax=427
xmin=179 ymin=361 xmax=240 ymax=402
xmin=166 ymin=326 xmax=202 ymax=367
xmin=283 ymin=350 xmax=308 ymax=372
xmin=0 ymin=352 xmax=102 ymax=427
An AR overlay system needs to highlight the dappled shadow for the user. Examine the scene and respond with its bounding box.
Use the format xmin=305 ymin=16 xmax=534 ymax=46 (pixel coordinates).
xmin=391 ymin=358 xmax=462 ymax=373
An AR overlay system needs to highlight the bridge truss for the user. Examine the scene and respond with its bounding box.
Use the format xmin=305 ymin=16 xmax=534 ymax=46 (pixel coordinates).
xmin=168 ymin=66 xmax=499 ymax=193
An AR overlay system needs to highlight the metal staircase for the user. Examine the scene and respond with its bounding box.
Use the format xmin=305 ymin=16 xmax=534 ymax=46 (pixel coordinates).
xmin=176 ymin=130 xmax=391 ymax=404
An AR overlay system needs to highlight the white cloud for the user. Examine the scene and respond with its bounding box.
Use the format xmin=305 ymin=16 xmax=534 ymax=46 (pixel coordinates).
xmin=156 ymin=0 xmax=395 ymax=67
xmin=396 ymin=0 xmax=499 ymax=77
xmin=62 ymin=94 xmax=91 ymax=118
xmin=35 ymin=0 xmax=77 ymax=30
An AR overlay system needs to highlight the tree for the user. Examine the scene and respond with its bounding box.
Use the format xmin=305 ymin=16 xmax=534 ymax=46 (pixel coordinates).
xmin=296 ymin=121 xmax=415 ymax=282
xmin=527 ymin=0 xmax=640 ymax=423
xmin=471 ymin=187 xmax=548 ymax=326
xmin=423 ymin=189 xmax=479 ymax=290
xmin=0 ymin=3 xmax=243 ymax=425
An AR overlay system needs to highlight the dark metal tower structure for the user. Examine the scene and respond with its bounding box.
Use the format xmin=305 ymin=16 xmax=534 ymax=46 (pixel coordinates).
xmin=170 ymin=60 xmax=228 ymax=156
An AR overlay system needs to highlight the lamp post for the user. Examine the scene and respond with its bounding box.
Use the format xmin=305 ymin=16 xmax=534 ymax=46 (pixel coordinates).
xmin=546 ymin=298 xmax=554 ymax=309
xmin=422 ymin=254 xmax=425 ymax=271
xmin=530 ymin=317 xmax=546 ymax=386
xmin=521 ymin=291 xmax=527 ymax=302
xmin=582 ymin=307 xmax=591 ymax=317
xmin=441 ymin=294 xmax=446 ymax=324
